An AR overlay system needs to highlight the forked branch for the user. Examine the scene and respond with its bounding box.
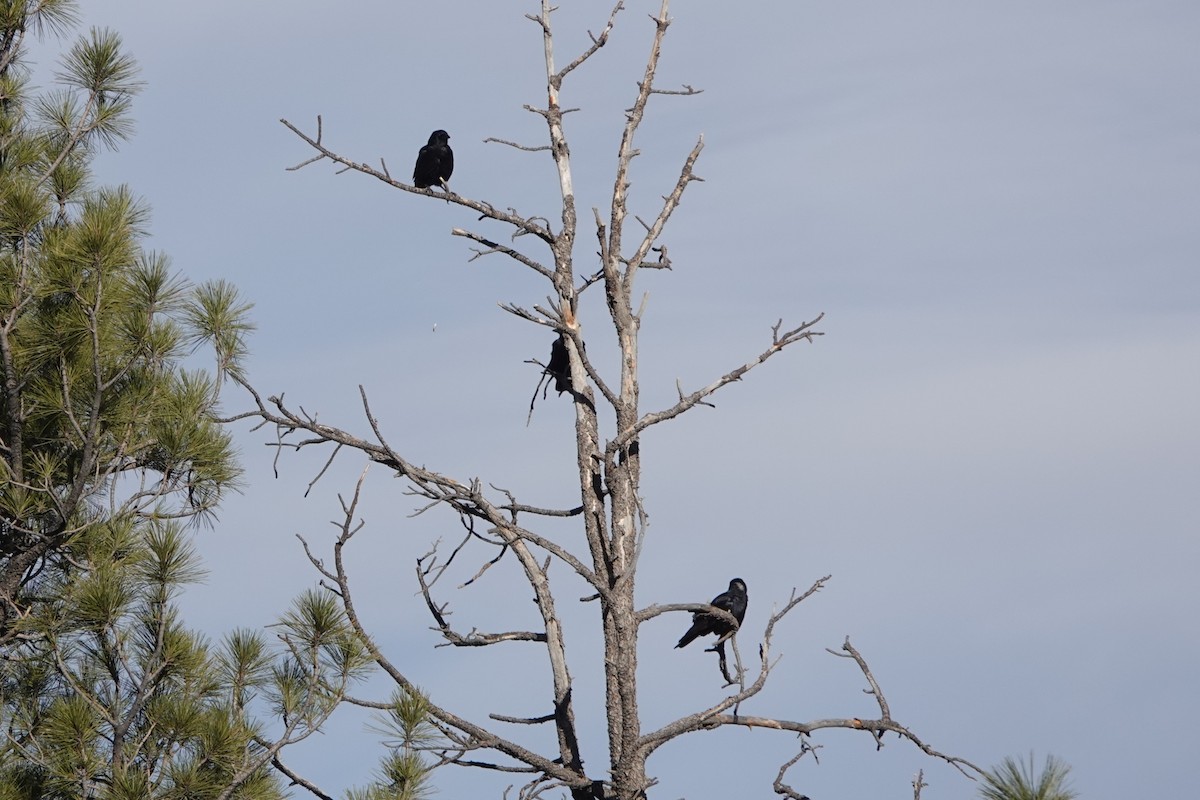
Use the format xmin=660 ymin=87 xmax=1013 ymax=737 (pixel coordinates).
xmin=540 ymin=2 xmax=625 ymax=85
xmin=609 ymin=314 xmax=825 ymax=455
xmin=451 ymin=227 xmax=554 ymax=279
xmin=416 ymin=543 xmax=548 ymax=647
xmin=639 ymin=577 xmax=829 ymax=753
xmin=623 ymin=135 xmax=704 ymax=297
xmin=316 ymin=471 xmax=592 ymax=793
xmin=643 ymin=598 xmax=982 ymax=780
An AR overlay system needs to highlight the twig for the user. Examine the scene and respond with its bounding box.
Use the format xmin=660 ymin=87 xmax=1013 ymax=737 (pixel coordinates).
xmin=913 ymin=769 xmax=928 ymax=800
xmin=484 ymin=137 xmax=551 ymax=152
xmin=271 ymin=755 xmax=334 ymax=800
xmin=607 ymin=314 xmax=825 ymax=455
xmin=772 ymin=743 xmax=818 ymax=800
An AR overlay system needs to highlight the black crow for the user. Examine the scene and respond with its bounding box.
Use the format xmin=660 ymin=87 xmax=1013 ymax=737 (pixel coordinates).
xmin=546 ymin=334 xmax=571 ymax=394
xmin=675 ymin=578 xmax=748 ymax=649
xmin=413 ymin=129 xmax=453 ymax=190
xmin=526 ymin=334 xmax=583 ymax=424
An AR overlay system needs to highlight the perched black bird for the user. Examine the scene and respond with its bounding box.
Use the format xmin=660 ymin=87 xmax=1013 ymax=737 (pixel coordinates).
xmin=675 ymin=578 xmax=748 ymax=649
xmin=546 ymin=334 xmax=571 ymax=395
xmin=413 ymin=129 xmax=453 ymax=190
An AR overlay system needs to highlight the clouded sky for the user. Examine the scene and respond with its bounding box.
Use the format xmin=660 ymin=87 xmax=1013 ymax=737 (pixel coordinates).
xmin=33 ymin=1 xmax=1200 ymax=797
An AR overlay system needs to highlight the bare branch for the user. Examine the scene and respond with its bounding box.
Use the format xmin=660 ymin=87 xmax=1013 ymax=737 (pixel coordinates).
xmin=285 ymin=115 xmax=325 ymax=171
xmin=303 ymin=442 xmax=342 ymax=498
xmin=279 ymin=117 xmax=556 ymax=245
xmin=484 ymin=137 xmax=552 ymax=153
xmin=491 ymin=712 xmax=557 ymax=725
xmin=554 ymin=2 xmax=625 ymax=83
xmin=649 ymin=84 xmax=702 ymax=96
xmin=286 ymin=152 xmax=325 ymax=171
xmin=639 ymin=577 xmax=829 ymax=753
xmin=773 ymin=744 xmax=818 ymax=800
xmin=320 ymin=490 xmax=591 ymax=791
xmin=828 ymin=636 xmax=891 ymax=721
xmin=604 ymin=0 xmax=673 ymax=298
xmin=622 ymin=135 xmax=704 ymax=297
xmin=499 ymin=303 xmax=554 ymax=327
xmin=270 ymin=754 xmax=334 ymax=800
xmin=608 ymin=314 xmax=825 ymax=456
xmin=640 ymin=590 xmax=984 ymax=781
xmin=452 ymin=228 xmax=555 ymax=279
xmin=296 ymin=534 xmax=337 ymax=584
xmin=634 ymin=601 xmax=740 ymax=627
xmin=415 ymin=542 xmax=548 ymax=647
xmin=500 ymin=502 xmax=584 ymax=518
xmin=913 ymin=769 xmax=928 ymax=800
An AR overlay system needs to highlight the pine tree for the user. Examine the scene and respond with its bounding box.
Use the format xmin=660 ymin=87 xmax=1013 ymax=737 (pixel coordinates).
xmin=0 ymin=5 xmax=363 ymax=795
xmin=0 ymin=519 xmax=286 ymax=798
xmin=978 ymin=754 xmax=1078 ymax=800
xmin=0 ymin=512 xmax=377 ymax=798
xmin=0 ymin=0 xmax=245 ymax=640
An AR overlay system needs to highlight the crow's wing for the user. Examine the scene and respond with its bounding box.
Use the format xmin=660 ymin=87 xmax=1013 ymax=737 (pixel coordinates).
xmin=710 ymin=588 xmax=738 ymax=619
xmin=413 ymin=145 xmax=438 ymax=187
xmin=675 ymin=613 xmax=714 ymax=649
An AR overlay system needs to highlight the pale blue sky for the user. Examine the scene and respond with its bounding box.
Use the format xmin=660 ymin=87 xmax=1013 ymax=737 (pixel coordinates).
xmin=34 ymin=1 xmax=1200 ymax=797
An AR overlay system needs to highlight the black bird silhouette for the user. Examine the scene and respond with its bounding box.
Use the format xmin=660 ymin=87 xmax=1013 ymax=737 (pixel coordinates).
xmin=546 ymin=334 xmax=571 ymax=395
xmin=413 ymin=129 xmax=453 ymax=190
xmin=675 ymin=578 xmax=748 ymax=649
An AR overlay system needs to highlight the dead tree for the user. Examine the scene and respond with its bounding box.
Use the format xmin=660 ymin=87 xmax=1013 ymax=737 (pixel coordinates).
xmin=215 ymin=2 xmax=981 ymax=798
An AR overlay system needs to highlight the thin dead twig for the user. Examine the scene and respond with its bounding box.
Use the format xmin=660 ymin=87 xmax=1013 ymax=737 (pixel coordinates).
xmin=773 ymin=742 xmax=819 ymax=800
xmin=484 ymin=137 xmax=551 ymax=152
xmin=607 ymin=313 xmax=825 ymax=457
